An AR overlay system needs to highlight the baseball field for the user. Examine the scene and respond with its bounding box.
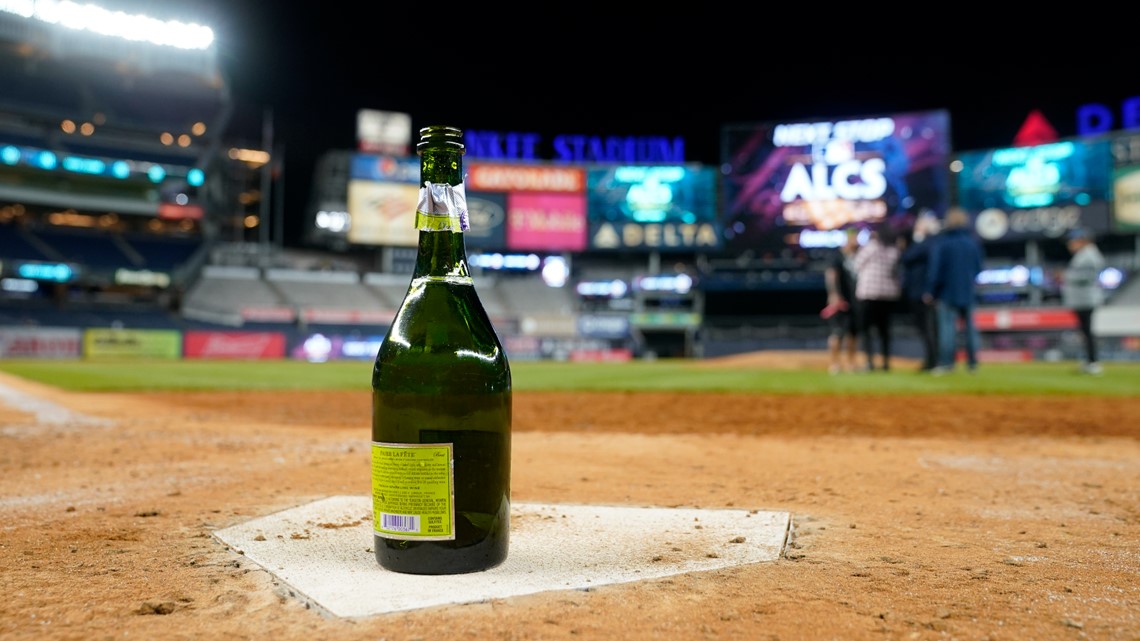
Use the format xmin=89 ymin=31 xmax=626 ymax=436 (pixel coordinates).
xmin=1 ymin=352 xmax=1137 ymax=640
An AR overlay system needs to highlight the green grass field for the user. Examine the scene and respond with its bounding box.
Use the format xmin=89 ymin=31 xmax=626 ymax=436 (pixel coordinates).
xmin=0 ymin=357 xmax=1137 ymax=396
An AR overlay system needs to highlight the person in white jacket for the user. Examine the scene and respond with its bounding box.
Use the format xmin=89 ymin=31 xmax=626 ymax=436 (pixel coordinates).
xmin=1062 ymin=228 xmax=1106 ymax=375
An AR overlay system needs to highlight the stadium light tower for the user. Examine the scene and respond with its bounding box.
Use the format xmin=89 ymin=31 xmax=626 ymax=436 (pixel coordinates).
xmin=0 ymin=1 xmax=214 ymax=49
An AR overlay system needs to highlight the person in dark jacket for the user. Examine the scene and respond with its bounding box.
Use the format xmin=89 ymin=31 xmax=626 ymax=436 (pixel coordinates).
xmin=900 ymin=212 xmax=941 ymax=371
xmin=923 ymin=208 xmax=984 ymax=374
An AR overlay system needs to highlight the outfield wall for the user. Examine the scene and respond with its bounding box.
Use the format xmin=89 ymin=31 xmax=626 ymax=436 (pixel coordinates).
xmin=3 ymin=314 xmax=1140 ymax=363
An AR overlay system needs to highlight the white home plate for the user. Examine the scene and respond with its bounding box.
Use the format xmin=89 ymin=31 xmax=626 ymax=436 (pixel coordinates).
xmin=213 ymin=495 xmax=791 ymax=618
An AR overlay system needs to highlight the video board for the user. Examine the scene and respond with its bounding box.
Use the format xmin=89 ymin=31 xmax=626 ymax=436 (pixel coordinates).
xmin=720 ymin=110 xmax=951 ymax=251
xmin=586 ymin=165 xmax=719 ymax=252
xmin=346 ymin=155 xmax=587 ymax=251
xmin=466 ymin=163 xmax=587 ymax=252
xmin=346 ymin=154 xmax=420 ymax=247
xmin=957 ymin=138 xmax=1113 ymax=241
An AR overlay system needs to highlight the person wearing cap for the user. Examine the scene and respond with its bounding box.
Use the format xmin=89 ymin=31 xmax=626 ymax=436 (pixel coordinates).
xmin=1062 ymin=228 xmax=1106 ymax=375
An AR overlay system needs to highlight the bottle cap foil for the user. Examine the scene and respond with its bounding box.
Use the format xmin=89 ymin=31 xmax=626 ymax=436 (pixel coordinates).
xmin=415 ymin=181 xmax=469 ymax=232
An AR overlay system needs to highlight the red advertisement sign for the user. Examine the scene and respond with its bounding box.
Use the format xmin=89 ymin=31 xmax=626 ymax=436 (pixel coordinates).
xmin=158 ymin=203 xmax=205 ymax=220
xmin=974 ymin=308 xmax=1078 ymax=331
xmin=0 ymin=328 xmax=81 ymax=358
xmin=467 ymin=164 xmax=586 ymax=193
xmin=183 ymin=331 xmax=286 ymax=359
xmin=569 ymin=348 xmax=633 ymax=362
xmin=977 ymin=349 xmax=1034 ymax=363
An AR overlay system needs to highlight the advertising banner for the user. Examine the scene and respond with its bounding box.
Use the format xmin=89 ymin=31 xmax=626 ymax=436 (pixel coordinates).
xmin=628 ymin=312 xmax=702 ymax=329
xmin=1111 ymin=135 xmax=1140 ymax=231
xmin=1112 ymin=165 xmax=1140 ymax=231
xmin=577 ymin=314 xmax=631 ymax=339
xmin=722 ymin=110 xmax=951 ymax=251
xmin=467 ymin=164 xmax=586 ymax=193
xmin=241 ymin=306 xmax=296 ymax=323
xmin=289 ymin=332 xmax=386 ymax=362
xmin=464 ymin=163 xmax=587 ymax=252
xmin=587 ymin=165 xmax=719 ymax=252
xmin=183 ymin=331 xmax=286 ymax=359
xmin=505 ymin=192 xmax=587 ymax=252
xmin=83 ymin=329 xmax=181 ymax=359
xmin=349 ymin=154 xmax=419 ymax=182
xmin=959 ymin=139 xmax=1114 ymax=240
xmin=970 ymin=202 xmax=1112 ymax=242
xmin=569 ymin=348 xmax=633 ymax=362
xmin=465 ymin=191 xmax=508 ymax=249
xmin=502 ymin=335 xmax=613 ymax=361
xmin=346 ymin=179 xmax=420 ymax=247
xmin=0 ymin=327 xmax=81 ymax=358
xmin=300 ymin=309 xmax=395 ymax=325
xmin=973 ymin=308 xmax=1078 ymax=332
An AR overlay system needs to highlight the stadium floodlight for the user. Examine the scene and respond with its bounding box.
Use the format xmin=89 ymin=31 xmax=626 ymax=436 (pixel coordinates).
xmin=0 ymin=0 xmax=215 ymax=50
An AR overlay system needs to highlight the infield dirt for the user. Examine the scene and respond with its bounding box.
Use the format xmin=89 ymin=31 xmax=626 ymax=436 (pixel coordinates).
xmin=1 ymin=353 xmax=1138 ymax=641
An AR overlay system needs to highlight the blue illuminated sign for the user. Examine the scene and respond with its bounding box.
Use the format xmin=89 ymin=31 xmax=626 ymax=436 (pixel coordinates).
xmin=957 ymin=139 xmax=1111 ymax=211
xmin=62 ymin=156 xmax=107 ymax=175
xmin=1077 ymin=96 xmax=1140 ymax=136
xmin=36 ymin=150 xmax=57 ymax=170
xmin=17 ymin=262 xmax=73 ymax=282
xmin=464 ymin=130 xmax=685 ymax=164
xmin=0 ymin=142 xmax=196 ymax=183
xmin=147 ymin=165 xmax=166 ymax=183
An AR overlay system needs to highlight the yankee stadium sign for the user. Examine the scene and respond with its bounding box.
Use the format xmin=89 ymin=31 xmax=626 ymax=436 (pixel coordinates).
xmin=464 ymin=130 xmax=685 ymax=164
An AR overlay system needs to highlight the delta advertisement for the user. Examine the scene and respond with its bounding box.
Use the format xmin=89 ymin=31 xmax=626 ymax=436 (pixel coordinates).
xmin=586 ymin=165 xmax=719 ymax=252
xmin=957 ymin=139 xmax=1113 ymax=241
xmin=720 ymin=110 xmax=952 ymax=251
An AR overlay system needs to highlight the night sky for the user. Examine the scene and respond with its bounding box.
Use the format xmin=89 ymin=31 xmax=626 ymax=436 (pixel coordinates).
xmin=183 ymin=3 xmax=1140 ymax=246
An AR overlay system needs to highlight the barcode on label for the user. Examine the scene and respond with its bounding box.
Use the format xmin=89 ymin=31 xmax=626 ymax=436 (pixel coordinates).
xmin=381 ymin=513 xmax=420 ymax=533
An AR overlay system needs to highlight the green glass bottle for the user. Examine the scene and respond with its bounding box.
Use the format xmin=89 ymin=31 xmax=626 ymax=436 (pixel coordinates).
xmin=371 ymin=125 xmax=512 ymax=575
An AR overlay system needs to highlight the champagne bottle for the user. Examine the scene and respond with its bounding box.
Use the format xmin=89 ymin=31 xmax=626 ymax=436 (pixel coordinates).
xmin=371 ymin=125 xmax=512 ymax=574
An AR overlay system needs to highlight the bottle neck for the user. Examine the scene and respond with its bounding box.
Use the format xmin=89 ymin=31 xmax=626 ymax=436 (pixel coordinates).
xmin=413 ymin=230 xmax=469 ymax=280
xmin=413 ymin=146 xmax=469 ymax=280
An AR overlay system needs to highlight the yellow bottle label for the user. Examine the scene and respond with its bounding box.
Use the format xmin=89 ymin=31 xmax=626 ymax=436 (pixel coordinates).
xmin=371 ymin=442 xmax=455 ymax=540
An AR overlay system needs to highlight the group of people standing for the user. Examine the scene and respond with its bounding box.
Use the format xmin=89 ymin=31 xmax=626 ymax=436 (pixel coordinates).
xmin=825 ymin=208 xmax=1106 ymax=376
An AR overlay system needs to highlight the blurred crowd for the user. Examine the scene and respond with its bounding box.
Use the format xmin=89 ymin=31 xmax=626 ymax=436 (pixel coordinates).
xmin=824 ymin=212 xmax=1106 ymax=376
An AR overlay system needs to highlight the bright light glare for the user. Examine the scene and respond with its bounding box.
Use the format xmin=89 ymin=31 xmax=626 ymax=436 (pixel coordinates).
xmin=315 ymin=210 xmax=350 ymax=233
xmin=0 ymin=1 xmax=215 ymax=50
xmin=228 ymin=148 xmax=271 ymax=166
xmin=541 ymin=256 xmax=569 ymax=288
